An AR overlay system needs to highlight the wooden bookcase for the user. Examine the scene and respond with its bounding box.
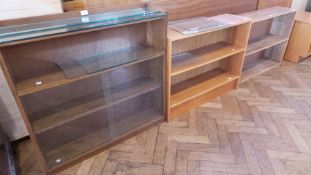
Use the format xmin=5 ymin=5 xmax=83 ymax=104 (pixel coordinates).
xmin=0 ymin=7 xmax=167 ymax=174
xmin=240 ymin=7 xmax=296 ymax=82
xmin=166 ymin=14 xmax=251 ymax=120
xmin=285 ymin=12 xmax=311 ymax=62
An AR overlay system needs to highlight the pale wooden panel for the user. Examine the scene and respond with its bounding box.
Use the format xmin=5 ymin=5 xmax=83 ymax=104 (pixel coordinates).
xmin=63 ymin=0 xmax=143 ymax=11
xmin=148 ymin=0 xmax=257 ymax=21
xmin=257 ymin=0 xmax=293 ymax=9
xmin=86 ymin=0 xmax=142 ymax=10
xmin=0 ymin=0 xmax=63 ymax=21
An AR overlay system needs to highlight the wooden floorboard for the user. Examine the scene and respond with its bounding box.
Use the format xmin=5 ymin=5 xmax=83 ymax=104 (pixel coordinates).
xmin=15 ymin=59 xmax=311 ymax=175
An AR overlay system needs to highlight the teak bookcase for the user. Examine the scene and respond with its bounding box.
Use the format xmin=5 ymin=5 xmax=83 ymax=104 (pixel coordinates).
xmin=0 ymin=8 xmax=167 ymax=174
xmin=285 ymin=12 xmax=311 ymax=62
xmin=166 ymin=14 xmax=251 ymax=120
xmin=240 ymin=7 xmax=296 ymax=82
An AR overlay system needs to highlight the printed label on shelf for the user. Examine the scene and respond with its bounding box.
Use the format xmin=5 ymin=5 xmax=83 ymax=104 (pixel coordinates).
xmin=80 ymin=10 xmax=89 ymax=16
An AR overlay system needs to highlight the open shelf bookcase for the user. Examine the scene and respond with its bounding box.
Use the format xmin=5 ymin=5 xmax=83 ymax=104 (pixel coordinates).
xmin=166 ymin=14 xmax=251 ymax=120
xmin=0 ymin=7 xmax=167 ymax=174
xmin=240 ymin=7 xmax=296 ymax=82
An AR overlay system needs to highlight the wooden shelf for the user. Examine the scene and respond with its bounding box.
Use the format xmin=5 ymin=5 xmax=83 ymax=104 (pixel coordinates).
xmin=43 ymin=108 xmax=162 ymax=168
xmin=171 ymin=42 xmax=244 ymax=76
xmin=31 ymin=77 xmax=161 ymax=134
xmin=16 ymin=47 xmax=164 ymax=97
xmin=241 ymin=58 xmax=280 ymax=82
xmin=171 ymin=69 xmax=239 ymax=108
xmin=246 ymin=35 xmax=288 ymax=56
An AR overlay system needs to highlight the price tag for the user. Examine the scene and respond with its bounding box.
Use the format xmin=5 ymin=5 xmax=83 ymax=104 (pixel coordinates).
xmin=80 ymin=10 xmax=89 ymax=16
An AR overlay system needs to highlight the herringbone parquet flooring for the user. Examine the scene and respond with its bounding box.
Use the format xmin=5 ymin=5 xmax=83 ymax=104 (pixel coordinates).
xmin=16 ymin=60 xmax=311 ymax=175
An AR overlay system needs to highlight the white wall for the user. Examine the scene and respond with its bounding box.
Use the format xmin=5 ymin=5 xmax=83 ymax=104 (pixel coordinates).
xmin=0 ymin=0 xmax=63 ymax=21
xmin=0 ymin=68 xmax=27 ymax=140
xmin=291 ymin=0 xmax=308 ymax=11
xmin=0 ymin=0 xmax=63 ymax=140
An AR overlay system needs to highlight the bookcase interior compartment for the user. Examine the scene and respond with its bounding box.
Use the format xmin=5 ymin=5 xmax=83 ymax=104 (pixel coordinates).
xmin=4 ymin=43 xmax=164 ymax=169
xmin=0 ymin=8 xmax=166 ymax=174
xmin=245 ymin=12 xmax=295 ymax=56
xmin=242 ymin=41 xmax=287 ymax=81
xmin=6 ymin=47 xmax=163 ymax=170
xmin=171 ymin=52 xmax=243 ymax=109
xmin=166 ymin=15 xmax=251 ymax=119
xmin=1 ymin=20 xmax=165 ymax=97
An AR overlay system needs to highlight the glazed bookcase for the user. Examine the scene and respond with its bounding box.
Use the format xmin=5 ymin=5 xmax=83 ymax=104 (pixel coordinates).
xmin=0 ymin=8 xmax=167 ymax=174
xmin=240 ymin=7 xmax=296 ymax=82
xmin=166 ymin=14 xmax=251 ymax=119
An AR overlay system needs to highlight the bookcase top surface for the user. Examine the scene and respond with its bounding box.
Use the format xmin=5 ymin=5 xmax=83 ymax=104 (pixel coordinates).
xmin=295 ymin=11 xmax=311 ymax=24
xmin=240 ymin=6 xmax=296 ymax=23
xmin=167 ymin=14 xmax=251 ymax=41
xmin=0 ymin=8 xmax=166 ymax=46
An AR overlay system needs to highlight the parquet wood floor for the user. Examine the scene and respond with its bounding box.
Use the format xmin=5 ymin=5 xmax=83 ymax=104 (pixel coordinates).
xmin=15 ymin=60 xmax=311 ymax=175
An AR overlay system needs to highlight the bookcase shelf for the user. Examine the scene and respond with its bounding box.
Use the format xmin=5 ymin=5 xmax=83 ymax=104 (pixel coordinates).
xmin=171 ymin=69 xmax=239 ymax=108
xmin=240 ymin=7 xmax=296 ymax=82
xmin=16 ymin=46 xmax=164 ymax=96
xmin=171 ymin=42 xmax=244 ymax=76
xmin=0 ymin=7 xmax=167 ymax=174
xmin=166 ymin=14 xmax=251 ymax=120
xmin=246 ymin=35 xmax=288 ymax=56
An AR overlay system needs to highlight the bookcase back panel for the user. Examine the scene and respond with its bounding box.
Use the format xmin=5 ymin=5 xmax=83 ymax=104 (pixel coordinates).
xmin=243 ymin=41 xmax=287 ymax=70
xmin=172 ymin=62 xmax=219 ymax=84
xmin=270 ymin=13 xmax=296 ymax=37
xmin=249 ymin=19 xmax=273 ymax=42
xmin=248 ymin=13 xmax=295 ymax=44
xmin=243 ymin=51 xmax=265 ymax=69
xmin=264 ymin=41 xmax=288 ymax=62
xmin=172 ymin=28 xmax=231 ymax=55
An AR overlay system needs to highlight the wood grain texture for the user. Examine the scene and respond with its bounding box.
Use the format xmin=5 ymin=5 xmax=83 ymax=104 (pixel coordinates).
xmin=257 ymin=0 xmax=293 ymax=9
xmin=285 ymin=12 xmax=311 ymax=62
xmin=171 ymin=42 xmax=244 ymax=76
xmin=63 ymin=0 xmax=143 ymax=11
xmin=85 ymin=0 xmax=142 ymax=10
xmin=148 ymin=0 xmax=257 ymax=21
xmin=15 ymin=59 xmax=311 ymax=175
